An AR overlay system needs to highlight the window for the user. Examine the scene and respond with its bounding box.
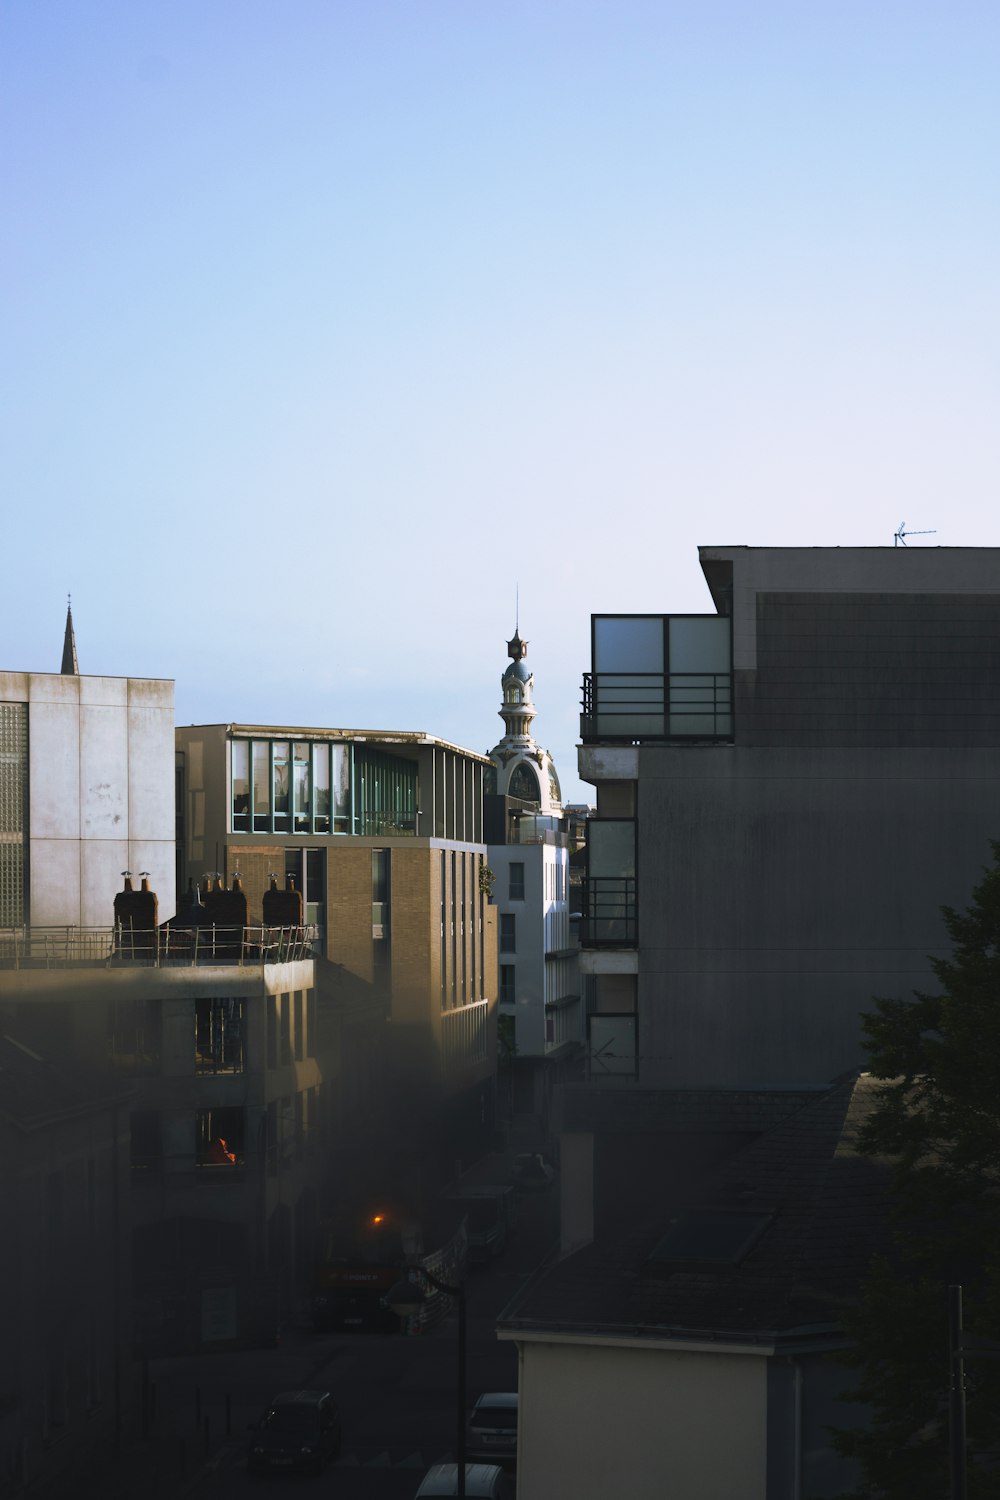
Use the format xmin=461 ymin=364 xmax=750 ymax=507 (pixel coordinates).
xmin=372 ymin=849 xmax=390 ymax=938
xmin=500 ymin=965 xmax=515 ymax=1005
xmin=272 ymin=742 xmax=290 ymax=831
xmin=252 ymin=742 xmax=270 ymax=831
xmin=110 ymin=995 xmax=161 ymax=1073
xmin=508 ymin=862 xmax=525 ymax=902
xmin=333 ymin=745 xmax=351 ymax=833
xmin=195 ymin=997 xmax=245 ymax=1074
xmin=232 ymin=740 xmax=250 ymax=832
xmin=500 ymin=914 xmax=516 ymax=953
xmin=509 ymin=764 xmax=540 ymax=803
xmin=313 ymin=745 xmax=331 ymax=832
xmin=196 ymin=1107 xmax=245 ymax=1167
xmin=293 ymin=743 xmax=311 ymax=832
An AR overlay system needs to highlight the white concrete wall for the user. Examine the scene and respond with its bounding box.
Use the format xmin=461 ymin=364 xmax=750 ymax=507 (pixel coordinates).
xmin=0 ymin=671 xmax=175 ymax=927
xmin=516 ymin=1337 xmax=767 ymax=1500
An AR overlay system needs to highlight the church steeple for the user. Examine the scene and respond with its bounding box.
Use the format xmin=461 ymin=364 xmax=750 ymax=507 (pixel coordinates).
xmin=61 ymin=597 xmax=79 ymax=675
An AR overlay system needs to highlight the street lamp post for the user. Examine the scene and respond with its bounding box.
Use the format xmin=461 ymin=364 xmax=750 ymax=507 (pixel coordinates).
xmin=387 ymin=1266 xmax=467 ymax=1500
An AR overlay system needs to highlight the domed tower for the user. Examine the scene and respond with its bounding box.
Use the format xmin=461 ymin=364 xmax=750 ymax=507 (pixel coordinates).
xmin=488 ymin=629 xmax=563 ymax=814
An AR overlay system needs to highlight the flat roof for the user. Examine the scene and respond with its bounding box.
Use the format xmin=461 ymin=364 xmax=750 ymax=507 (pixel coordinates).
xmin=179 ymin=723 xmax=492 ymax=765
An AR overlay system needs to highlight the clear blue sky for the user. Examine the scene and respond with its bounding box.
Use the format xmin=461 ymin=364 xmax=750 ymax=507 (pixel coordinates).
xmin=3 ymin=2 xmax=999 ymax=803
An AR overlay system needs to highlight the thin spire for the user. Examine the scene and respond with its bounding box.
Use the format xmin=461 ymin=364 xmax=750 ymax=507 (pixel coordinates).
xmin=61 ymin=594 xmax=79 ymax=675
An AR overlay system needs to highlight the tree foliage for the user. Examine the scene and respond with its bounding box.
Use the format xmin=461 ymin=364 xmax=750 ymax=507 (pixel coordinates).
xmin=831 ymin=843 xmax=1000 ymax=1499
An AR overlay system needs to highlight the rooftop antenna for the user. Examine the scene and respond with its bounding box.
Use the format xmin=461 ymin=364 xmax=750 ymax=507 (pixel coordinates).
xmin=894 ymin=521 xmax=937 ymax=547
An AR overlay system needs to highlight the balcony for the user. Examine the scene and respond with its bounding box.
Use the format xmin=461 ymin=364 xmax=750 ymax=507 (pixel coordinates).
xmin=579 ymin=876 xmax=637 ymax=947
xmin=0 ymin=924 xmax=318 ymax=970
xmin=580 ymin=614 xmax=733 ymax=743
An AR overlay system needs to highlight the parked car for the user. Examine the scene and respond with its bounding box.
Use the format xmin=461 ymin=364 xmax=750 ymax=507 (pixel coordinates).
xmin=511 ymin=1152 xmax=554 ymax=1190
xmin=414 ymin=1462 xmax=504 ymax=1498
xmin=247 ymin=1389 xmax=341 ymax=1475
xmin=467 ymin=1391 xmax=517 ymax=1463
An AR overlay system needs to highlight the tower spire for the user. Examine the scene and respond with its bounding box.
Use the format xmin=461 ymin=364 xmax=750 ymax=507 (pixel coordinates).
xmin=61 ymin=595 xmax=79 ymax=675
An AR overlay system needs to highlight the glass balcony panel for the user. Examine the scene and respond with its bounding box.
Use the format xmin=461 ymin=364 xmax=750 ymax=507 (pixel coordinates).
xmin=669 ymin=615 xmax=731 ymax=673
xmin=588 ymin=819 xmax=636 ymax=878
xmin=594 ymin=617 xmax=664 ymax=673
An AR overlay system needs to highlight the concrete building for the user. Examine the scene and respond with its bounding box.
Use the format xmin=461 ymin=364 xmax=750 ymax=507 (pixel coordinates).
xmin=0 ymin=887 xmax=322 ymax=1354
xmin=578 ymin=545 xmax=1000 ymax=1092
xmin=0 ymin=1032 xmax=132 ymax=1495
xmin=174 ymin=724 xmax=499 ymax=1156
xmin=0 ymin=609 xmax=175 ymax=930
xmin=485 ymin=631 xmax=581 ymax=1130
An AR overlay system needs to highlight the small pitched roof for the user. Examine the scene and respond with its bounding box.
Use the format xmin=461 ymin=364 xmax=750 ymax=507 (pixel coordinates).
xmin=60 ymin=599 xmax=79 ymax=675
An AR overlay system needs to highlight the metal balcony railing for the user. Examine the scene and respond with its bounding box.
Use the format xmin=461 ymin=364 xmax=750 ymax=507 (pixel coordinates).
xmin=0 ymin=924 xmax=318 ymax=970
xmin=579 ymin=877 xmax=637 ymax=947
xmin=580 ymin=671 xmax=733 ymax=742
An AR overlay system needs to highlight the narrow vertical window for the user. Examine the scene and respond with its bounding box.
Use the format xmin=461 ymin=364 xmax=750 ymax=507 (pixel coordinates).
xmin=440 ymin=851 xmax=447 ymax=1005
xmin=333 ymin=745 xmax=351 ymax=833
xmin=293 ymin=743 xmax=310 ymax=832
xmin=252 ymin=742 xmax=270 ymax=832
xmin=313 ymin=745 xmax=331 ymax=833
xmin=273 ymin=742 xmax=290 ymax=832
xmin=232 ymin=741 xmax=250 ymax=832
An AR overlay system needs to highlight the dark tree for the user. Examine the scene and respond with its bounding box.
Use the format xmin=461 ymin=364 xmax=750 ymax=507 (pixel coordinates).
xmin=832 ymin=843 xmax=1000 ymax=1499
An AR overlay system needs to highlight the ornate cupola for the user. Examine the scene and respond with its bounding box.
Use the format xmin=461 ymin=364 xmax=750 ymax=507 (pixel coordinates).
xmin=488 ymin=628 xmax=563 ymax=814
xmin=500 ymin=630 xmax=536 ymax=743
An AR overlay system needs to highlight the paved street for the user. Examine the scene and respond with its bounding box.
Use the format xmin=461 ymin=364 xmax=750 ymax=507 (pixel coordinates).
xmin=48 ymin=1156 xmax=557 ymax=1500
xmin=176 ymin=1166 xmax=555 ymax=1500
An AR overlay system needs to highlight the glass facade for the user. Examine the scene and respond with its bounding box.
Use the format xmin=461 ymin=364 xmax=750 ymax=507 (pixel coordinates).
xmin=232 ymin=737 xmax=419 ymax=837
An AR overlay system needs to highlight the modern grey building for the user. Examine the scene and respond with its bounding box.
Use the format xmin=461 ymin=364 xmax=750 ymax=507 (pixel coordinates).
xmin=578 ymin=546 xmax=1000 ymax=1091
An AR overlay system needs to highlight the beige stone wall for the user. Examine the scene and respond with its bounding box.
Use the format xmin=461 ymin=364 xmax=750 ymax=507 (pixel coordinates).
xmin=516 ymin=1337 xmax=767 ymax=1500
xmin=389 ymin=845 xmax=435 ymax=1025
xmin=327 ymin=844 xmax=376 ymax=983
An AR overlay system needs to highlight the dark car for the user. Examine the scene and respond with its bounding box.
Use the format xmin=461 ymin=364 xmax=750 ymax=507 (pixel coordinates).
xmin=248 ymin=1389 xmax=342 ymax=1475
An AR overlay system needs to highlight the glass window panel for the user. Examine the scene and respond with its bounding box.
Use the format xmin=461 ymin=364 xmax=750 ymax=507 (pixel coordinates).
xmin=588 ymin=820 xmax=636 ymax=879
xmin=593 ymin=617 xmax=664 ymax=674
xmin=232 ymin=742 xmax=250 ymax=832
xmin=332 ymin=745 xmax=351 ymax=833
xmin=252 ymin=742 xmax=270 ymax=832
xmin=273 ymin=742 xmax=290 ymax=831
xmin=669 ymin=617 xmax=731 ymax=674
xmin=313 ymin=745 xmax=331 ymax=832
xmin=509 ymin=862 xmax=525 ymax=902
xmin=293 ymin=743 xmax=310 ymax=832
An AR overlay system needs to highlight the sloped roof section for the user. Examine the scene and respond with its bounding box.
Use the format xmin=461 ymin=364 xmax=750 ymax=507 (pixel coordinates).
xmin=501 ymin=1074 xmax=891 ymax=1344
